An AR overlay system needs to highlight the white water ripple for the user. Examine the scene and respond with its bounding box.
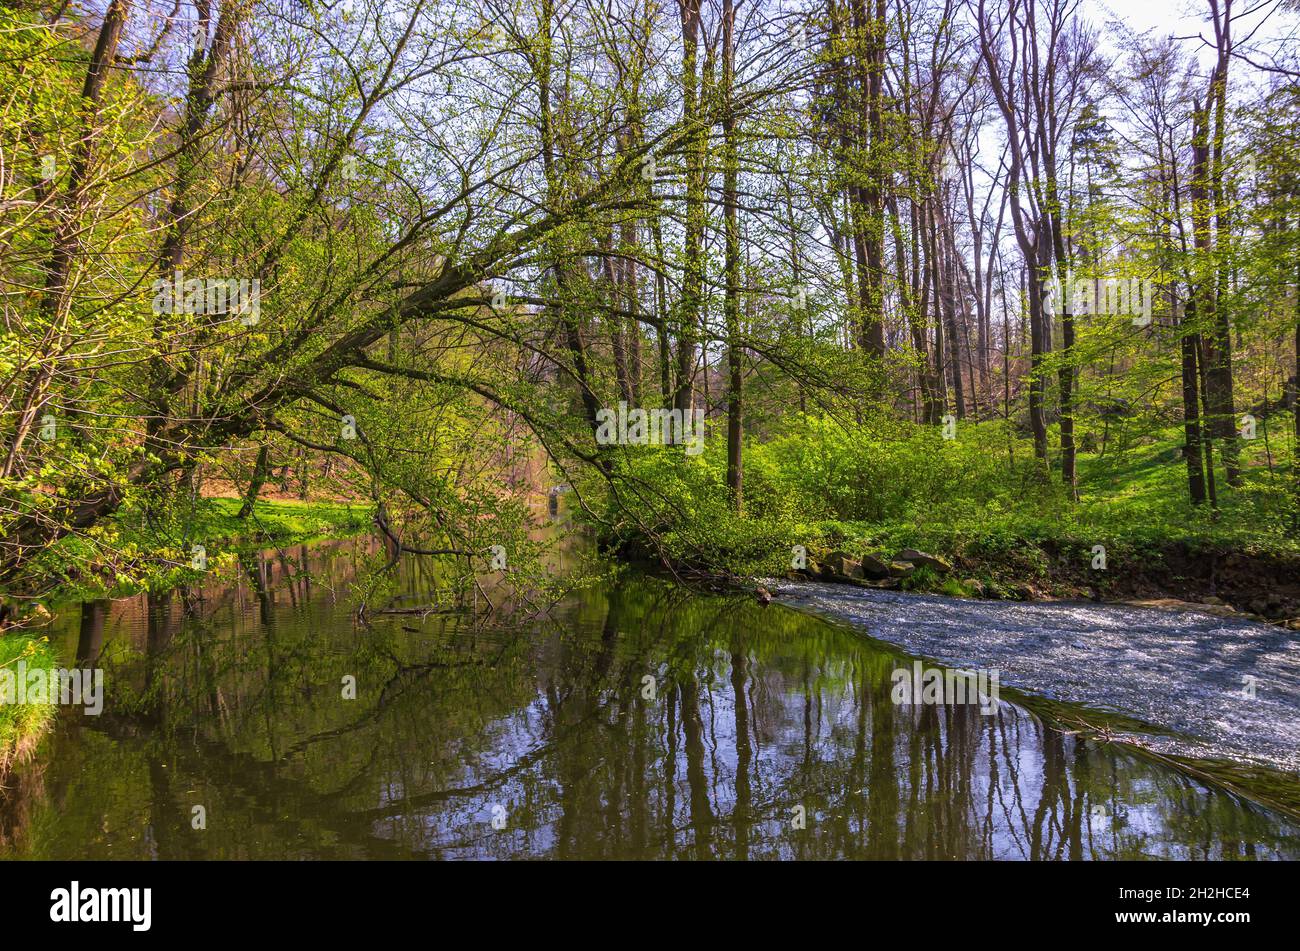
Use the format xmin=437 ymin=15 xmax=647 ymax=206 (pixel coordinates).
xmin=773 ymin=580 xmax=1300 ymax=773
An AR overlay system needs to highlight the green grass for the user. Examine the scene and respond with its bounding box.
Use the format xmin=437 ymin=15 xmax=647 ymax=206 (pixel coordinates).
xmin=796 ymin=422 xmax=1297 ymax=595
xmin=0 ymin=633 xmax=57 ymax=768
xmin=182 ymin=497 xmax=373 ymax=547
xmin=32 ymin=496 xmax=374 ymax=600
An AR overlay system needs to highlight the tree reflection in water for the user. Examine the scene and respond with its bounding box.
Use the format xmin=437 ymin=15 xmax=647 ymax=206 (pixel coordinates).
xmin=3 ymin=538 xmax=1297 ymax=860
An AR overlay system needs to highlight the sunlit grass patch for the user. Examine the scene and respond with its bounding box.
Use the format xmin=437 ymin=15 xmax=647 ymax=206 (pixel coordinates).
xmin=0 ymin=632 xmax=57 ymax=772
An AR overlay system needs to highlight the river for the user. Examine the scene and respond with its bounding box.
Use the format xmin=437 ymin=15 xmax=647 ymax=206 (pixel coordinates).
xmin=1 ymin=535 xmax=1297 ymax=859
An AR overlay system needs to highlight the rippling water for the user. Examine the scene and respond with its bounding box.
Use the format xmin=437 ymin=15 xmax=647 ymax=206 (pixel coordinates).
xmin=773 ymin=580 xmax=1300 ymax=775
xmin=2 ymin=537 xmax=1297 ymax=859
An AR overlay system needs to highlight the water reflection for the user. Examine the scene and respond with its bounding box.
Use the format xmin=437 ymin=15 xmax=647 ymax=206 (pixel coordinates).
xmin=2 ymin=537 xmax=1297 ymax=860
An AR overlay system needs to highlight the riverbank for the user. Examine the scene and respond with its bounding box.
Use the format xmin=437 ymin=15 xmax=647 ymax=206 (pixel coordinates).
xmin=616 ymin=519 xmax=1300 ymax=627
xmin=596 ymin=416 xmax=1300 ymax=625
xmin=772 ymin=577 xmax=1300 ymax=818
xmin=17 ymin=496 xmax=373 ymax=602
xmin=0 ymin=497 xmax=372 ymax=773
xmin=784 ymin=537 xmax=1300 ymax=626
xmin=0 ymin=633 xmax=56 ymax=777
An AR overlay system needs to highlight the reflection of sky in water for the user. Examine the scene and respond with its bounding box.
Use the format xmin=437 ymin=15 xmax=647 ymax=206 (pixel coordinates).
xmin=378 ymin=635 xmax=1293 ymax=860
xmin=2 ymin=538 xmax=1297 ymax=860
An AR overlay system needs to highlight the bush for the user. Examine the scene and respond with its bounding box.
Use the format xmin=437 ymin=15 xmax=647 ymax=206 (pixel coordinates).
xmin=594 ymin=412 xmax=1299 ymax=581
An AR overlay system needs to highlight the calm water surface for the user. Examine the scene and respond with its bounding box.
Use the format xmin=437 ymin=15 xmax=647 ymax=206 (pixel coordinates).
xmin=2 ymin=536 xmax=1297 ymax=860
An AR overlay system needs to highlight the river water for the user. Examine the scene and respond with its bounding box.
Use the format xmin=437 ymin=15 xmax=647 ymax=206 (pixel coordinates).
xmin=2 ymin=536 xmax=1297 ymax=859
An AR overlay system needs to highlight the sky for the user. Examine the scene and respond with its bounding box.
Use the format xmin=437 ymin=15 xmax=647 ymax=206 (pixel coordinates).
xmin=1087 ymin=0 xmax=1299 ymax=70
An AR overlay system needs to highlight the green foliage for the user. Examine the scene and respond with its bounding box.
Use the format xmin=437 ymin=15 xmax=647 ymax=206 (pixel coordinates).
xmin=0 ymin=632 xmax=56 ymax=760
xmin=26 ymin=498 xmax=372 ymax=600
xmin=744 ymin=414 xmax=1053 ymax=523
xmin=599 ymin=412 xmax=1298 ymax=587
xmin=594 ymin=444 xmax=797 ymax=576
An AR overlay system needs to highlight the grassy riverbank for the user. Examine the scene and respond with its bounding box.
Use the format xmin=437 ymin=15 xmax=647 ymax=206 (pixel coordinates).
xmin=597 ymin=414 xmax=1300 ymax=620
xmin=27 ymin=497 xmax=373 ymax=601
xmin=1 ymin=497 xmax=372 ymax=768
xmin=0 ymin=633 xmax=56 ymax=775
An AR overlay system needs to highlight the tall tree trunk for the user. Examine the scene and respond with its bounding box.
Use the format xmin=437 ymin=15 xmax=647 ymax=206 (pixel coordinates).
xmin=889 ymin=194 xmax=934 ymax=420
xmin=621 ymin=218 xmax=643 ymax=404
xmin=927 ymin=203 xmax=949 ymax=416
xmin=939 ymin=204 xmax=966 ymax=418
xmin=1191 ymin=95 xmax=1223 ymax=502
xmin=603 ymin=233 xmax=635 ymax=404
xmin=675 ymin=0 xmax=705 ymax=416
xmin=1026 ymin=262 xmax=1049 ymax=467
xmin=1203 ymin=8 xmax=1239 ymax=485
xmin=722 ymin=0 xmax=743 ymax=509
xmin=538 ymin=0 xmax=602 ymax=437
xmin=650 ymin=215 xmax=675 ymax=406
xmin=849 ymin=0 xmax=887 ymax=357
xmin=1293 ymin=260 xmax=1299 ymax=525
xmin=1181 ymin=299 xmax=1208 ymax=505
xmin=1045 ymin=194 xmax=1076 ymax=495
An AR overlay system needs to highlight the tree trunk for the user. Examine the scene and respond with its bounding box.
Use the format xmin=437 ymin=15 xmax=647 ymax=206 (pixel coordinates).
xmin=237 ymin=443 xmax=271 ymax=519
xmin=675 ymin=0 xmax=705 ymax=416
xmin=722 ymin=0 xmax=743 ymax=510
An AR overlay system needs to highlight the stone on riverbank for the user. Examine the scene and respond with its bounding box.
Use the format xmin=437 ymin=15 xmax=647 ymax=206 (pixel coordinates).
xmin=860 ymin=552 xmax=893 ymax=580
xmin=889 ymin=561 xmax=915 ymax=578
xmin=826 ymin=552 xmax=863 ymax=580
xmin=896 ymin=549 xmax=952 ymax=573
